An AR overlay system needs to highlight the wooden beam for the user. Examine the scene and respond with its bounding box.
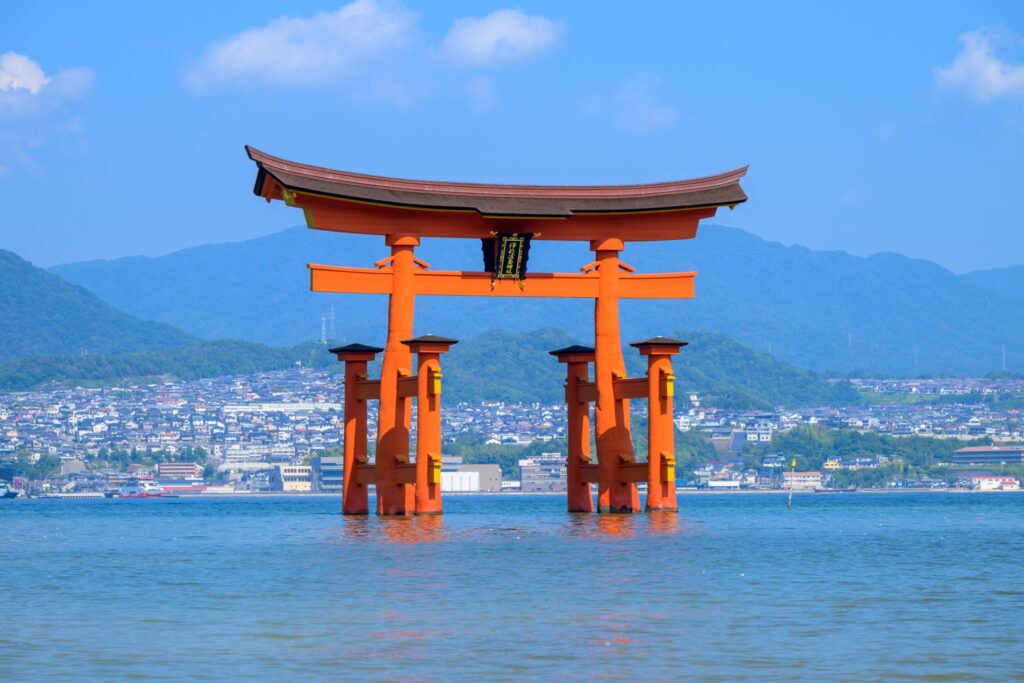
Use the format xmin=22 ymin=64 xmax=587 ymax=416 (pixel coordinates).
xmin=414 ymin=270 xmax=600 ymax=298
xmin=397 ymin=375 xmax=418 ymax=398
xmin=619 ymin=462 xmax=649 ymax=484
xmin=619 ymin=272 xmax=695 ymax=299
xmin=355 ymin=379 xmax=380 ymax=401
xmin=298 ymin=191 xmax=717 ymax=242
xmin=354 ymin=463 xmax=376 ymax=485
xmin=309 ymin=264 xmax=695 ymax=300
xmin=613 ymin=377 xmax=648 ymax=400
xmin=310 ymin=264 xmax=393 ymax=295
xmin=579 ymin=463 xmax=600 ymax=483
xmin=394 ymin=463 xmax=416 ymax=484
xmin=577 ymin=381 xmax=598 ymax=403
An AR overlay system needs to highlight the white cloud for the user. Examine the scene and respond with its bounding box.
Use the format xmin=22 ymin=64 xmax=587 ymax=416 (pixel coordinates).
xmin=613 ymin=76 xmax=676 ymax=134
xmin=936 ymin=28 xmax=1024 ymax=101
xmin=0 ymin=62 xmax=93 ymax=116
xmin=185 ymin=3 xmax=565 ymax=111
xmin=185 ymin=0 xmax=419 ymax=91
xmin=1 ymin=52 xmax=51 ymax=94
xmin=440 ymin=9 xmax=562 ymax=67
xmin=0 ymin=52 xmax=94 ymax=176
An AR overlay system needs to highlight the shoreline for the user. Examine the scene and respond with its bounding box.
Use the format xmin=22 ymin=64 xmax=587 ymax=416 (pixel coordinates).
xmin=17 ymin=488 xmax=1022 ymax=500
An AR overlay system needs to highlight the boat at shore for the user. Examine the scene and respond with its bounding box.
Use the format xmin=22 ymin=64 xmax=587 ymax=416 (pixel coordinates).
xmin=108 ymin=480 xmax=165 ymax=499
xmin=1 ymin=482 xmax=19 ymax=499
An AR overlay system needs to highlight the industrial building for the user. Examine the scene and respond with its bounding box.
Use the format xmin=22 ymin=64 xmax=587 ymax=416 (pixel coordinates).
xmin=519 ymin=453 xmax=567 ymax=493
xmin=953 ymin=446 xmax=1024 ymax=465
xmin=270 ymin=464 xmax=313 ymax=492
xmin=309 ymin=456 xmax=343 ymax=493
xmin=156 ymin=461 xmax=203 ymax=482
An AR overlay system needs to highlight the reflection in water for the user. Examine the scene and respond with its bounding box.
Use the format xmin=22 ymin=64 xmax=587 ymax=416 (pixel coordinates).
xmin=339 ymin=515 xmax=373 ymax=540
xmin=338 ymin=511 xmax=448 ymax=544
xmin=555 ymin=510 xmax=684 ymax=539
xmin=564 ymin=512 xmax=599 ymax=538
xmin=378 ymin=514 xmax=446 ymax=544
xmin=6 ymin=494 xmax=1024 ymax=680
xmin=647 ymin=510 xmax=679 ymax=536
xmin=596 ymin=512 xmax=638 ymax=537
xmin=342 ymin=507 xmax=684 ymax=543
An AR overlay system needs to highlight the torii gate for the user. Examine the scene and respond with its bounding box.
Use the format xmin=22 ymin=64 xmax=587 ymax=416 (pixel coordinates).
xmin=246 ymin=146 xmax=747 ymax=515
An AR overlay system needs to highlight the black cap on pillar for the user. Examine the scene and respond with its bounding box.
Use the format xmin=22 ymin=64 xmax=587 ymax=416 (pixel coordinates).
xmin=549 ymin=344 xmax=595 ymax=363
xmin=402 ymin=335 xmax=458 ymax=354
xmin=629 ymin=337 xmax=687 ymax=355
xmin=329 ymin=342 xmax=384 ymax=362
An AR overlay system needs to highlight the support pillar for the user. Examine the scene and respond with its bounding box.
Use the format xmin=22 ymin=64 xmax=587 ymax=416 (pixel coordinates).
xmin=403 ymin=335 xmax=458 ymax=515
xmin=550 ymin=345 xmax=595 ymax=513
xmin=376 ymin=234 xmax=420 ymax=515
xmin=331 ymin=343 xmax=384 ymax=515
xmin=631 ymin=337 xmax=686 ymax=512
xmin=591 ymin=238 xmax=639 ymax=513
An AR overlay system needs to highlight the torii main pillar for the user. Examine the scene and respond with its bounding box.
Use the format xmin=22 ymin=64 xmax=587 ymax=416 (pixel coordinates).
xmin=591 ymin=238 xmax=640 ymax=513
xmin=376 ymin=233 xmax=419 ymax=516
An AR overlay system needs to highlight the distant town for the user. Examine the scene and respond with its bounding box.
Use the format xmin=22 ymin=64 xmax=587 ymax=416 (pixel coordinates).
xmin=1 ymin=368 xmax=1022 ymax=498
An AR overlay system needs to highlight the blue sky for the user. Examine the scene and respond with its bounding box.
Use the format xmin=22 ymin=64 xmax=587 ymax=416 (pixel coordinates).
xmin=2 ymin=1 xmax=1023 ymax=272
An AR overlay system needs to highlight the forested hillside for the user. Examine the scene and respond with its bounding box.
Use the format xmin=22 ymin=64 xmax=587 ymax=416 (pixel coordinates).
xmin=0 ymin=249 xmax=194 ymax=363
xmin=52 ymin=225 xmax=1024 ymax=375
xmin=962 ymin=265 xmax=1024 ymax=306
xmin=0 ymin=328 xmax=852 ymax=409
xmin=0 ymin=340 xmax=333 ymax=392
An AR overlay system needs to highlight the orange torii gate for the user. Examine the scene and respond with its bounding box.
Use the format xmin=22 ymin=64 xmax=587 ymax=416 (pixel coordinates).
xmin=246 ymin=146 xmax=747 ymax=515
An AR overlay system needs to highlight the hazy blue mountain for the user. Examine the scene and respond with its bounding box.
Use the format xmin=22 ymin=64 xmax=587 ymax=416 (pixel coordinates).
xmin=961 ymin=265 xmax=1024 ymax=306
xmin=51 ymin=225 xmax=1024 ymax=375
xmin=0 ymin=249 xmax=195 ymax=363
xmin=0 ymin=327 xmax=849 ymax=410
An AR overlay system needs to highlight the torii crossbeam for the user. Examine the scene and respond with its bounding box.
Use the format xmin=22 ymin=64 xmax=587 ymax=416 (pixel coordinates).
xmin=247 ymin=146 xmax=747 ymax=515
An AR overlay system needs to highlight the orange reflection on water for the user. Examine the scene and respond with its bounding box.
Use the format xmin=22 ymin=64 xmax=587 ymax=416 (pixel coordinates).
xmin=378 ymin=513 xmax=446 ymax=544
xmin=596 ymin=513 xmax=638 ymax=537
xmin=564 ymin=510 xmax=681 ymax=538
xmin=647 ymin=510 xmax=679 ymax=536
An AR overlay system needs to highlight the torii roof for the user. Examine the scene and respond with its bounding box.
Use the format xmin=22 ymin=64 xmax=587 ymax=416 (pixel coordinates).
xmin=247 ymin=146 xmax=747 ymax=219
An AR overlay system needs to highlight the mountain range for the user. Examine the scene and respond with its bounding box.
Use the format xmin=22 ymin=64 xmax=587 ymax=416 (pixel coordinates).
xmin=50 ymin=225 xmax=1023 ymax=375
xmin=961 ymin=266 xmax=1024 ymax=307
xmin=0 ymin=249 xmax=194 ymax=364
xmin=0 ymin=247 xmax=846 ymax=406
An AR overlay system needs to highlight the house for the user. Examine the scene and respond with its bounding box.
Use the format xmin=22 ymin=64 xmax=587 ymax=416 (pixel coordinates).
xmin=270 ymin=464 xmax=312 ymax=492
xmin=157 ymin=461 xmax=204 ymax=482
xmin=783 ymin=471 xmax=822 ymax=491
xmin=969 ymin=475 xmax=1020 ymax=491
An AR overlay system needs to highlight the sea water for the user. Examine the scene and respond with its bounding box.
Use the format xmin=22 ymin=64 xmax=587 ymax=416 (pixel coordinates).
xmin=2 ymin=493 xmax=1022 ymax=681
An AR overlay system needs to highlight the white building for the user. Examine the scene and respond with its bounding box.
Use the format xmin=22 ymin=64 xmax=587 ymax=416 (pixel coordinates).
xmin=783 ymin=471 xmax=823 ymax=491
xmin=970 ymin=475 xmax=1020 ymax=491
xmin=441 ymin=471 xmax=480 ymax=493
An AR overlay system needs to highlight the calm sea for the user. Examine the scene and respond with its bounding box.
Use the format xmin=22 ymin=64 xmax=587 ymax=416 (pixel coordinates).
xmin=2 ymin=493 xmax=1022 ymax=681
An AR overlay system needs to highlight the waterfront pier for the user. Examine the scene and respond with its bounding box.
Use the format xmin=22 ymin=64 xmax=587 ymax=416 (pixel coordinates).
xmin=247 ymin=146 xmax=746 ymax=514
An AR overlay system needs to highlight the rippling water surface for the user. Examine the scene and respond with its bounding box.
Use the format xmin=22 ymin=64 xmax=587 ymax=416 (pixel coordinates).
xmin=3 ymin=493 xmax=1023 ymax=681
